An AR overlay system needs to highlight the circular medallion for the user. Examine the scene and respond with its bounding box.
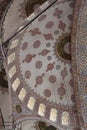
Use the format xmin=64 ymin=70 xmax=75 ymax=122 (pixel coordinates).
xmin=55 ymin=34 xmax=71 ymax=63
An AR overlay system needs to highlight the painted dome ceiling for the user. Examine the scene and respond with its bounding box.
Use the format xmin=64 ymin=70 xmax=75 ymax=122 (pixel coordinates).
xmin=5 ymin=0 xmax=79 ymax=130
xmin=0 ymin=0 xmax=87 ymax=130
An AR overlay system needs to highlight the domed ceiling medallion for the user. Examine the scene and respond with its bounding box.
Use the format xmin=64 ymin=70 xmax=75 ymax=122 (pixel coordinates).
xmin=55 ymin=34 xmax=71 ymax=63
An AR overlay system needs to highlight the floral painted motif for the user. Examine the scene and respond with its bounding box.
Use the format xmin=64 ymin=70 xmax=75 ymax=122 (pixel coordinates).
xmin=29 ymin=28 xmax=41 ymax=36
xmin=61 ymin=67 xmax=68 ymax=80
xmin=44 ymin=89 xmax=51 ymax=97
xmin=49 ymin=75 xmax=56 ymax=83
xmin=58 ymin=84 xmax=66 ymax=99
xmin=43 ymin=34 xmax=54 ymax=40
xmin=5 ymin=0 xmax=79 ymax=130
xmin=22 ymin=54 xmax=36 ymax=63
xmin=21 ymin=42 xmax=28 ymax=50
xmin=53 ymin=8 xmax=63 ymax=18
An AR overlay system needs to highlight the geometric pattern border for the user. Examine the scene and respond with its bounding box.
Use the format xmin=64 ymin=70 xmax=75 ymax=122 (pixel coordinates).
xmin=71 ymin=0 xmax=87 ymax=129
